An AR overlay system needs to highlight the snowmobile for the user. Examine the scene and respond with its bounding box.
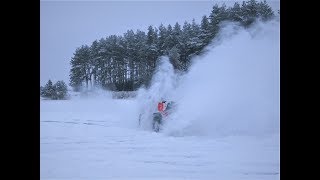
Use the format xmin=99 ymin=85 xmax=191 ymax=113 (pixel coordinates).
xmin=139 ymin=101 xmax=176 ymax=132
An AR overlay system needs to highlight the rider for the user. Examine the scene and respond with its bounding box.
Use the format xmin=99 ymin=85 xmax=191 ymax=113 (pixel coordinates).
xmin=157 ymin=100 xmax=167 ymax=112
xmin=158 ymin=99 xmax=170 ymax=117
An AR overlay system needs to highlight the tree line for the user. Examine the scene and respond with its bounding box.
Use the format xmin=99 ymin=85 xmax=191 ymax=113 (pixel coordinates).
xmin=40 ymin=80 xmax=69 ymax=100
xmin=69 ymin=0 xmax=276 ymax=92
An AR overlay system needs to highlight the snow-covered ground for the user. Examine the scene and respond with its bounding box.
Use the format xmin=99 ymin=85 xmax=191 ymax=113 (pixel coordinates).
xmin=40 ymin=98 xmax=279 ymax=180
xmin=41 ymin=19 xmax=280 ymax=180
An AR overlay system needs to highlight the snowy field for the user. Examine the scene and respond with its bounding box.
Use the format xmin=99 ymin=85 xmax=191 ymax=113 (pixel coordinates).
xmin=41 ymin=98 xmax=279 ymax=180
xmin=41 ymin=20 xmax=280 ymax=180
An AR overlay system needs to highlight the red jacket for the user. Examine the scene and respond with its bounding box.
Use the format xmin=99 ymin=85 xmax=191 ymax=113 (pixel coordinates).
xmin=158 ymin=102 xmax=164 ymax=112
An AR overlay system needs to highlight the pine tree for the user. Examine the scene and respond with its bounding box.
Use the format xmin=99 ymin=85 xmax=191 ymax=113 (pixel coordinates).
xmin=229 ymin=2 xmax=243 ymax=23
xmin=146 ymin=26 xmax=159 ymax=87
xmin=108 ymin=35 xmax=124 ymax=91
xmin=168 ymin=46 xmax=182 ymax=70
xmin=40 ymin=86 xmax=44 ymax=96
xmin=97 ymin=38 xmax=109 ymax=88
xmin=190 ymin=18 xmax=203 ymax=55
xmin=169 ymin=22 xmax=183 ymax=71
xmin=164 ymin=24 xmax=175 ymax=53
xmin=123 ymin=29 xmax=136 ymax=86
xmin=89 ymin=40 xmax=101 ymax=89
xmin=172 ymin=22 xmax=182 ymax=46
xmin=208 ymin=3 xmax=228 ymax=38
xmin=69 ymin=45 xmax=91 ymax=91
xmin=200 ymin=15 xmax=211 ymax=47
xmin=157 ymin=23 xmax=167 ymax=55
xmin=257 ymin=0 xmax=275 ymax=21
xmin=54 ymin=81 xmax=68 ymax=99
xmin=180 ymin=21 xmax=192 ymax=70
xmin=42 ymin=80 xmax=55 ymax=99
xmin=241 ymin=0 xmax=259 ymax=27
xmin=147 ymin=25 xmax=157 ymax=46
xmin=135 ymin=30 xmax=150 ymax=88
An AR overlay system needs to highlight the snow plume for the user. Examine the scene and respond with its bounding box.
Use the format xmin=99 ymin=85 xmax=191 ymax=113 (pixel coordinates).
xmin=161 ymin=20 xmax=280 ymax=137
xmin=77 ymin=88 xmax=113 ymax=100
xmin=137 ymin=56 xmax=179 ymax=130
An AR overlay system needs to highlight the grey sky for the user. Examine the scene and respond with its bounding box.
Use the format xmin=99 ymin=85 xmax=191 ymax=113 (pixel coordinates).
xmin=40 ymin=0 xmax=279 ymax=86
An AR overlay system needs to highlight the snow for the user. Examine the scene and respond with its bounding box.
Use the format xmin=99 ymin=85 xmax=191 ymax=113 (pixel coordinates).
xmin=41 ymin=99 xmax=279 ymax=179
xmin=41 ymin=20 xmax=279 ymax=180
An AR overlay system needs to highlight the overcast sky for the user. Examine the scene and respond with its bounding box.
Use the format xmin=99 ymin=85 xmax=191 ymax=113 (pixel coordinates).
xmin=40 ymin=0 xmax=280 ymax=86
